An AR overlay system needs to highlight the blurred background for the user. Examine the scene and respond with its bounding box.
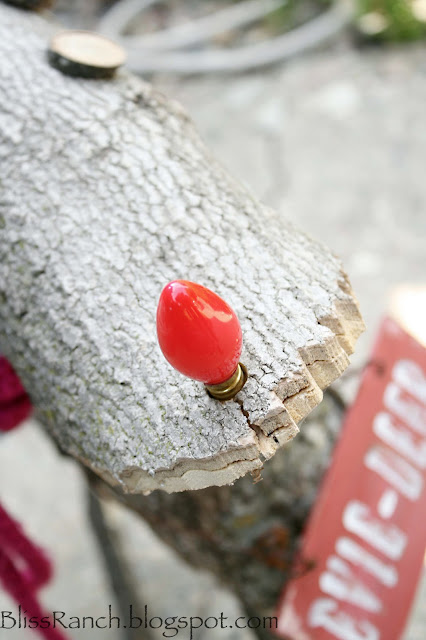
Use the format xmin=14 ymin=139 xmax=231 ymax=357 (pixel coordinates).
xmin=1 ymin=0 xmax=425 ymax=638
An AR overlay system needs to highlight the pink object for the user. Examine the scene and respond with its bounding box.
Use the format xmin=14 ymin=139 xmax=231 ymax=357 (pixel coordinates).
xmin=0 ymin=356 xmax=32 ymax=432
xmin=0 ymin=505 xmax=68 ymax=639
xmin=276 ymin=317 xmax=426 ymax=640
xmin=0 ymin=357 xmax=68 ymax=638
xmin=0 ymin=504 xmax=52 ymax=591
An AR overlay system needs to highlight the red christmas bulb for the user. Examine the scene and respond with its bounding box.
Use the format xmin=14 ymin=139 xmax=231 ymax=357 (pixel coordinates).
xmin=156 ymin=281 xmax=245 ymax=394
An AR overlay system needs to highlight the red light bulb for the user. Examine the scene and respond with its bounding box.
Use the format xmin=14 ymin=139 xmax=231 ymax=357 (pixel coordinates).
xmin=156 ymin=280 xmax=247 ymax=399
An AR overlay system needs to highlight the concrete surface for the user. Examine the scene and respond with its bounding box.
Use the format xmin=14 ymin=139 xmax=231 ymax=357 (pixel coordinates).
xmin=1 ymin=40 xmax=426 ymax=639
xmin=158 ymin=43 xmax=426 ymax=367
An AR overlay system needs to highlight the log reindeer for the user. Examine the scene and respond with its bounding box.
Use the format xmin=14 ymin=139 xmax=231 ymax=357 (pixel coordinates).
xmin=0 ymin=2 xmax=364 ymax=625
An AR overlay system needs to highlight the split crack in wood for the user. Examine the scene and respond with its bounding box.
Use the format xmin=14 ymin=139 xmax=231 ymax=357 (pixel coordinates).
xmin=0 ymin=4 xmax=364 ymax=494
xmin=79 ymin=287 xmax=362 ymax=494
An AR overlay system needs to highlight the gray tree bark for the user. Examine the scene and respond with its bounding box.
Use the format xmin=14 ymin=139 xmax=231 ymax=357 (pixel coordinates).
xmin=0 ymin=3 xmax=363 ymax=495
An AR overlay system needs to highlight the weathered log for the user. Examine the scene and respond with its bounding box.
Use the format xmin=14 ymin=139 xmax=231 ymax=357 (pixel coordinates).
xmin=0 ymin=4 xmax=364 ymax=495
xmin=102 ymin=391 xmax=346 ymax=624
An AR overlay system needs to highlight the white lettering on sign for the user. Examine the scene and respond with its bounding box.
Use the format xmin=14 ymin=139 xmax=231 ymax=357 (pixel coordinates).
xmin=343 ymin=500 xmax=407 ymax=560
xmin=373 ymin=412 xmax=426 ymax=469
xmin=383 ymin=382 xmax=426 ymax=436
xmin=392 ymin=360 xmax=426 ymax=405
xmin=336 ymin=537 xmax=398 ymax=587
xmin=308 ymin=599 xmax=380 ymax=640
xmin=364 ymin=445 xmax=423 ymax=501
xmin=319 ymin=556 xmax=382 ymax=612
xmin=377 ymin=489 xmax=398 ymax=520
xmin=287 ymin=355 xmax=426 ymax=640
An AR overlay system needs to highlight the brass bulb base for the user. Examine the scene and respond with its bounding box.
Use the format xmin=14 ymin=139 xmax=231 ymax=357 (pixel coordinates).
xmin=205 ymin=363 xmax=248 ymax=401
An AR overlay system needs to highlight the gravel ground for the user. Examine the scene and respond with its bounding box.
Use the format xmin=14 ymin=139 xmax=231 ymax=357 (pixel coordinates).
xmin=1 ymin=37 xmax=426 ymax=640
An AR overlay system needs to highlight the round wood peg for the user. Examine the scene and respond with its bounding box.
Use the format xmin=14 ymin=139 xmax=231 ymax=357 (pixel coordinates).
xmin=48 ymin=30 xmax=126 ymax=79
xmin=3 ymin=0 xmax=55 ymax=9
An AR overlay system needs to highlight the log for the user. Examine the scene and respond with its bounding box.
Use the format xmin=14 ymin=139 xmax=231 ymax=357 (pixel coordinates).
xmin=106 ymin=391 xmax=345 ymax=624
xmin=0 ymin=3 xmax=364 ymax=495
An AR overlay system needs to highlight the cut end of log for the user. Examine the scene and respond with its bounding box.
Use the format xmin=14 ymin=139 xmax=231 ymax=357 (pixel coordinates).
xmin=3 ymin=0 xmax=54 ymax=10
xmin=48 ymin=31 xmax=126 ymax=78
xmin=80 ymin=288 xmax=364 ymax=494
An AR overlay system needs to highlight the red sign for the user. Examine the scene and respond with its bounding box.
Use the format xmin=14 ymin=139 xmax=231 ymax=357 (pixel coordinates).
xmin=276 ymin=317 xmax=426 ymax=640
